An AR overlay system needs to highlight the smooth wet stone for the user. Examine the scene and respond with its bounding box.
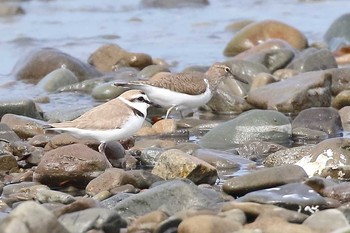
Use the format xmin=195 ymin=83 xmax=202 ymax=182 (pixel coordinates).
xmin=324 ymin=13 xmax=350 ymax=52
xmin=292 ymin=107 xmax=342 ymax=137
xmin=333 ymin=90 xmax=350 ymax=109
xmin=104 ymin=141 xmax=125 ymax=168
xmin=137 ymin=64 xmax=170 ymax=80
xmin=1 ymin=114 xmax=45 ymax=139
xmin=322 ymin=182 xmax=350 ymax=203
xmin=141 ymin=0 xmax=209 ymax=8
xmin=88 ymin=44 xmax=153 ymax=72
xmin=245 ymin=215 xmax=315 ymax=233
xmin=178 ymin=215 xmax=242 ymax=233
xmin=128 ymin=210 xmax=169 ymax=233
xmin=0 ymin=123 xmax=21 ymax=142
xmin=237 ymin=48 xmax=294 ymax=73
xmin=264 ymin=145 xmax=313 ymax=167
xmin=91 ymin=81 xmax=126 ymax=101
xmin=287 ymin=48 xmax=337 ymax=72
xmin=237 ymin=183 xmax=328 ymax=213
xmin=0 ymin=5 xmax=24 ymax=16
xmin=33 ymin=144 xmax=109 ymax=188
xmin=0 ymin=153 xmax=18 ymax=171
xmin=339 ymin=106 xmax=350 ymax=131
xmin=247 ymin=71 xmax=332 ymax=113
xmin=0 ymin=201 xmax=69 ymax=233
xmin=14 ymin=48 xmax=101 ymax=84
xmin=296 ymin=138 xmax=350 ymax=178
xmin=37 ymin=67 xmax=79 ymax=92
xmin=199 ymin=109 xmax=291 ymax=150
xmin=113 ymin=180 xmax=219 ymax=220
xmin=224 ymin=20 xmax=308 ymax=56
xmin=152 ymin=149 xmax=218 ymax=185
xmin=223 ymin=165 xmax=308 ymax=196
xmin=303 ymin=209 xmax=349 ymax=233
xmin=221 ymin=201 xmax=308 ymax=223
xmin=125 ymin=170 xmax=163 ymax=189
xmin=58 ymin=208 xmax=127 ymax=233
xmin=0 ymin=98 xmax=42 ymax=119
xmin=329 ymin=67 xmax=350 ymax=95
xmin=235 ymin=139 xmax=286 ymax=163
xmin=85 ymin=168 xmax=137 ymax=196
xmin=99 ymin=192 xmax=133 ymax=209
xmin=225 ymin=59 xmax=270 ymax=85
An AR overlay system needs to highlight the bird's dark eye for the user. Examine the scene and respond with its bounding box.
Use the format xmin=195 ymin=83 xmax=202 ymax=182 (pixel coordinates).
xmin=224 ymin=67 xmax=231 ymax=73
xmin=137 ymin=97 xmax=145 ymax=101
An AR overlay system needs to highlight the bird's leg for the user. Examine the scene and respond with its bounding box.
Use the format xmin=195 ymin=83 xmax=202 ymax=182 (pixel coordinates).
xmin=165 ymin=105 xmax=176 ymax=119
xmin=179 ymin=110 xmax=184 ymax=119
xmin=98 ymin=142 xmax=113 ymax=168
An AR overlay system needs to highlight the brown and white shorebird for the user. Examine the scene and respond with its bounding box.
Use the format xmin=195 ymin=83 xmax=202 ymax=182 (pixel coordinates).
xmin=46 ymin=90 xmax=154 ymax=154
xmin=114 ymin=63 xmax=248 ymax=118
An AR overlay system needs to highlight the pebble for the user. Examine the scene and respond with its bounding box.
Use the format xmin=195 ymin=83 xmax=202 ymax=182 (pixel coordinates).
xmin=1 ymin=114 xmax=45 ymax=139
xmin=37 ymin=67 xmax=79 ymax=92
xmin=152 ymin=149 xmax=218 ymax=185
xmin=0 ymin=98 xmax=42 ymax=120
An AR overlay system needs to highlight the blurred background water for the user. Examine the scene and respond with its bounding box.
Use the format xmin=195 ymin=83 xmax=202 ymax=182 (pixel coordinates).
xmin=0 ymin=0 xmax=349 ymax=112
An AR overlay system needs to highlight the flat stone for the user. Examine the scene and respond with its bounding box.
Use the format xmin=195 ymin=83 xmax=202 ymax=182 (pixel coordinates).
xmin=113 ymin=180 xmax=219 ymax=220
xmin=247 ymin=71 xmax=332 ymax=113
xmin=223 ymin=165 xmax=308 ymax=196
xmin=0 ymin=98 xmax=42 ymax=119
xmin=237 ymin=183 xmax=328 ymax=213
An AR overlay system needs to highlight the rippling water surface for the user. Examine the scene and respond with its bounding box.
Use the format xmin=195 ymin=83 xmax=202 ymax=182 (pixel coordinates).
xmin=0 ymin=0 xmax=349 ymax=112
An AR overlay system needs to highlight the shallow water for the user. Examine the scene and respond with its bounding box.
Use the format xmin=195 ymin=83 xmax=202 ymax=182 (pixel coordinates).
xmin=0 ymin=0 xmax=349 ymax=112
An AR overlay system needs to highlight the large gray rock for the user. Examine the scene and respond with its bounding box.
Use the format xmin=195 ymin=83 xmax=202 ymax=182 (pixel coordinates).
xmin=247 ymin=70 xmax=332 ymax=113
xmin=303 ymin=209 xmax=349 ymax=233
xmin=199 ymin=109 xmax=291 ymax=150
xmin=58 ymin=208 xmax=126 ymax=233
xmin=0 ymin=201 xmax=69 ymax=233
xmin=113 ymin=180 xmax=219 ymax=220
